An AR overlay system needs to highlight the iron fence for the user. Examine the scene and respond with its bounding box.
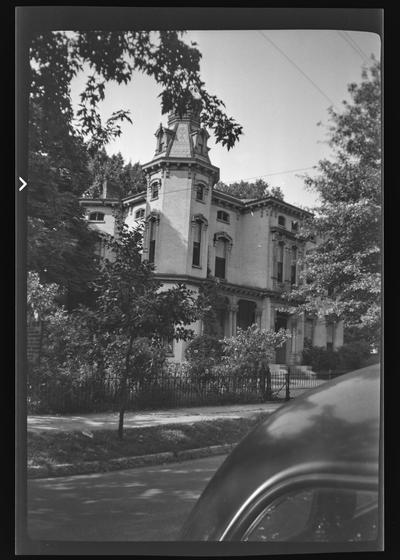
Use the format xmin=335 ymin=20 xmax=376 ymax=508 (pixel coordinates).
xmin=27 ymin=365 xmax=325 ymax=414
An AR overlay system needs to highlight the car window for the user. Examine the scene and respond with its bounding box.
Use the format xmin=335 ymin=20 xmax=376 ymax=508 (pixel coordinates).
xmin=243 ymin=487 xmax=378 ymax=543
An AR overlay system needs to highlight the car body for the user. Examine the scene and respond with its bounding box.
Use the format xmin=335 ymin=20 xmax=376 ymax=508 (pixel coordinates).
xmin=180 ymin=364 xmax=382 ymax=550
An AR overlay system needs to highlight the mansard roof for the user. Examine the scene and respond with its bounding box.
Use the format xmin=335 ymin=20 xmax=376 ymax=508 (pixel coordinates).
xmin=212 ymin=189 xmax=313 ymax=218
xmin=80 ymin=186 xmax=312 ymax=219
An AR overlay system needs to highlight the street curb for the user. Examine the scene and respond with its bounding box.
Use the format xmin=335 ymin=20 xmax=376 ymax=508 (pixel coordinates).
xmin=27 ymin=443 xmax=237 ymax=479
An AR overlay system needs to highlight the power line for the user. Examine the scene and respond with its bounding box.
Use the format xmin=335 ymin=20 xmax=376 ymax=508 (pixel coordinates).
xmin=257 ymin=30 xmax=337 ymax=108
xmin=342 ymin=31 xmax=370 ymax=61
xmin=337 ymin=30 xmax=369 ymax=63
xmin=118 ymin=166 xmax=318 ymax=201
xmin=223 ymin=166 xmax=317 ymax=183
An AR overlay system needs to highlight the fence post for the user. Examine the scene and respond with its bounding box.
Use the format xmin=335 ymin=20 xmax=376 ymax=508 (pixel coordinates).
xmin=285 ymin=369 xmax=290 ymax=401
xmin=259 ymin=363 xmax=266 ymax=402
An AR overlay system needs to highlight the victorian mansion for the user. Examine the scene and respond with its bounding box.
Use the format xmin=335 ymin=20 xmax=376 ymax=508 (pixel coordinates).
xmin=80 ymin=110 xmax=343 ymax=364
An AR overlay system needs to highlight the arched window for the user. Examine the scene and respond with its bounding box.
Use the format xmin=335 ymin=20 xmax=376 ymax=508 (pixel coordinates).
xmin=213 ymin=233 xmax=232 ymax=280
xmin=135 ymin=208 xmax=145 ymax=220
xmin=277 ymin=242 xmax=284 ymax=283
xmin=291 ymin=246 xmax=297 ymax=285
xmin=148 ymin=218 xmax=157 ymax=264
xmin=192 ymin=220 xmax=202 ymax=267
xmin=196 ymin=184 xmax=205 ymax=202
xmin=278 ymin=215 xmax=286 ymax=227
xmin=88 ymin=212 xmax=105 ymax=222
xmin=144 ymin=211 xmax=160 ymax=265
xmin=150 ymin=181 xmax=160 ymax=200
xmin=292 ymin=220 xmax=299 ymax=232
xmin=217 ymin=210 xmax=230 ymax=224
xmin=215 ymin=239 xmax=227 ymax=279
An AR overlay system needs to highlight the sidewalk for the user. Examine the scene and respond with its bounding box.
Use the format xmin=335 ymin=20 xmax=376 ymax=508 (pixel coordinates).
xmin=27 ymin=402 xmax=283 ymax=433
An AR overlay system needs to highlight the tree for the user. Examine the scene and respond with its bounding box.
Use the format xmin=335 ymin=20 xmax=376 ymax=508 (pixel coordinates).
xmin=29 ymin=31 xmax=243 ymax=153
xmin=85 ymin=150 xmax=147 ymax=199
xmin=28 ymin=98 xmax=100 ymax=309
xmin=215 ymin=178 xmax=284 ymax=200
xmin=28 ymin=30 xmax=243 ymax=306
xmin=286 ymin=59 xmax=381 ymax=348
xmin=195 ymin=278 xmax=230 ymax=337
xmin=90 ymin=217 xmax=198 ymax=438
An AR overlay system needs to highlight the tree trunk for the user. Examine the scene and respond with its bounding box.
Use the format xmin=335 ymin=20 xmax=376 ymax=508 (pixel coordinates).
xmin=118 ymin=399 xmax=126 ymax=440
xmin=261 ymin=360 xmax=272 ymax=401
xmin=266 ymin=365 xmax=272 ymax=401
xmin=117 ymin=335 xmax=134 ymax=440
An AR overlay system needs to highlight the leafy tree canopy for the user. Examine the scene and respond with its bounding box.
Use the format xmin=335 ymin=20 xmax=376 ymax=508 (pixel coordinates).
xmin=285 ymin=59 xmax=381 ymax=347
xmin=84 ymin=150 xmax=147 ymax=199
xmin=29 ymin=30 xmax=243 ymax=153
xmin=215 ymin=178 xmax=284 ymax=200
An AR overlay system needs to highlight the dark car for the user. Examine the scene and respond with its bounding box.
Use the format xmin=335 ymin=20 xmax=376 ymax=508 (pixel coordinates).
xmin=180 ymin=364 xmax=382 ymax=550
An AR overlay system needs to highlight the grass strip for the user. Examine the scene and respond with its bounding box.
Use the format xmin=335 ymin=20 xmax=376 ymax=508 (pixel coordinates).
xmin=28 ymin=414 xmax=269 ymax=469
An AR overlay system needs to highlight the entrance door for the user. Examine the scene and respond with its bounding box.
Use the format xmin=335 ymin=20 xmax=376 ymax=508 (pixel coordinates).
xmin=275 ymin=312 xmax=288 ymax=363
xmin=238 ymin=300 xmax=256 ymax=330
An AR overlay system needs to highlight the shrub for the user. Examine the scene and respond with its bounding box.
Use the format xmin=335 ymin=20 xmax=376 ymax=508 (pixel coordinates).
xmin=302 ymin=345 xmax=340 ymax=372
xmin=184 ymin=334 xmax=224 ymax=381
xmin=302 ymin=340 xmax=371 ymax=373
xmin=337 ymin=340 xmax=371 ymax=371
xmin=185 ymin=334 xmax=223 ymax=363
xmin=222 ymin=325 xmax=290 ymax=377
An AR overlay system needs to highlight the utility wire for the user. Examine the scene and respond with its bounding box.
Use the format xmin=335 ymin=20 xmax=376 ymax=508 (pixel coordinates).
xmin=257 ymin=30 xmax=337 ymax=108
xmin=120 ymin=166 xmax=317 ymax=201
xmin=223 ymin=166 xmax=317 ymax=183
xmin=337 ymin=30 xmax=369 ymax=63
xmin=346 ymin=33 xmax=371 ymax=61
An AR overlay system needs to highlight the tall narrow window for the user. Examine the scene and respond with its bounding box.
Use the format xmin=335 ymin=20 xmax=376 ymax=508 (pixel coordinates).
xmin=215 ymin=238 xmax=227 ymax=279
xmin=277 ymin=242 xmax=284 ymax=283
xmin=192 ymin=221 xmax=202 ymax=267
xmin=278 ymin=215 xmax=286 ymax=227
xmin=151 ymin=182 xmax=159 ymax=200
xmin=291 ymin=246 xmax=297 ymax=285
xmin=196 ymin=184 xmax=204 ymax=201
xmin=149 ymin=219 xmax=156 ymax=264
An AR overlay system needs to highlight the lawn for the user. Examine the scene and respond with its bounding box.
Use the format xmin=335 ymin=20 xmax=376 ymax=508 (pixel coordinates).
xmin=28 ymin=414 xmax=270 ymax=470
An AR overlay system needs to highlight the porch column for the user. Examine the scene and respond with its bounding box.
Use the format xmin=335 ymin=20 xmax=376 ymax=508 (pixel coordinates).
xmin=230 ymin=304 xmax=238 ymax=336
xmin=297 ymin=312 xmax=305 ymax=354
xmin=333 ymin=320 xmax=344 ymax=350
xmin=313 ymin=317 xmax=327 ymax=347
xmin=255 ymin=308 xmax=262 ymax=328
xmin=227 ymin=307 xmax=233 ymax=338
xmin=260 ymin=297 xmax=271 ymax=331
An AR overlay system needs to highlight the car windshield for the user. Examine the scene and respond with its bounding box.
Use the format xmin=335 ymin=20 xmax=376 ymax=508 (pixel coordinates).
xmin=243 ymin=487 xmax=378 ymax=543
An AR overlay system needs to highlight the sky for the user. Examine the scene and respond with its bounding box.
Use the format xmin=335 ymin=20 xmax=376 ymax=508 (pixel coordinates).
xmin=70 ymin=29 xmax=381 ymax=208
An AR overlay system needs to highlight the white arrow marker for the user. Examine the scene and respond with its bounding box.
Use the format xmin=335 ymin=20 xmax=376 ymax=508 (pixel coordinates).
xmin=19 ymin=177 xmax=27 ymax=191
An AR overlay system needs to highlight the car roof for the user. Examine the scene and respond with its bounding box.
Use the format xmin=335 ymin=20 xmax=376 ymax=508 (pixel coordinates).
xmin=181 ymin=364 xmax=381 ymax=541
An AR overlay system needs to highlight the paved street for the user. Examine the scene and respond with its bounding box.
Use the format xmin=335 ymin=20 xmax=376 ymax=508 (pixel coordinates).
xmin=28 ymin=455 xmax=227 ymax=542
